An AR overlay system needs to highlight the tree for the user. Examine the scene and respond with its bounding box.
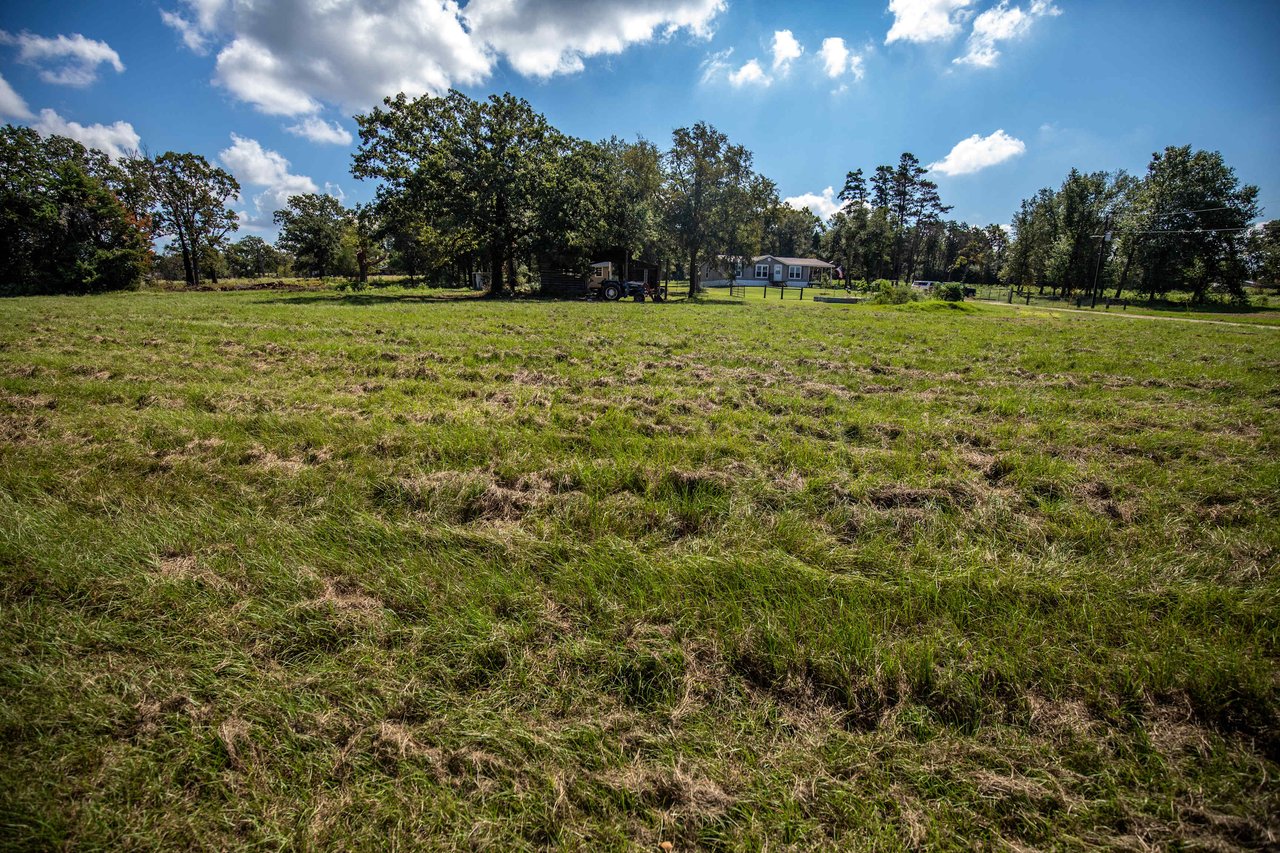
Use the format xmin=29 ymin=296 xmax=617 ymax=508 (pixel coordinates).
xmin=1247 ymin=220 xmax=1280 ymax=288
xmin=1130 ymin=146 xmax=1259 ymax=302
xmin=351 ymin=203 xmax=388 ymax=283
xmin=354 ymin=90 xmax=574 ymax=296
xmin=764 ymin=205 xmax=822 ymax=257
xmin=664 ymin=122 xmax=770 ymax=295
xmin=0 ymin=125 xmax=150 ymax=295
xmin=865 ymin=153 xmax=950 ymax=282
xmin=600 ymin=137 xmax=664 ymax=281
xmin=273 ymin=193 xmax=348 ymax=278
xmin=225 ymin=236 xmax=283 ymax=278
xmin=143 ymin=152 xmax=239 ymax=287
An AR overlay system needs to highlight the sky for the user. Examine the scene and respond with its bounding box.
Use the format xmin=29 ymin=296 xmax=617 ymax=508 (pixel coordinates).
xmin=0 ymin=0 xmax=1276 ymax=239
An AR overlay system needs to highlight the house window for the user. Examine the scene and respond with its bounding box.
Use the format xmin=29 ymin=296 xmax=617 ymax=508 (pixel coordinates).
xmin=754 ymin=263 xmax=769 ymax=279
xmin=788 ymin=265 xmax=803 ymax=281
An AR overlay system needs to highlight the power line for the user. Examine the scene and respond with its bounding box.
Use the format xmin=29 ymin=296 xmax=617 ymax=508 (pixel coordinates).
xmin=1145 ymin=206 xmax=1233 ymax=218
xmin=1091 ymin=226 xmax=1251 ymax=237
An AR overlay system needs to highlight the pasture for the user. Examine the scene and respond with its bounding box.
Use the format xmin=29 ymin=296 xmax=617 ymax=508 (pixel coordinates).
xmin=1 ymin=288 xmax=1277 ymax=849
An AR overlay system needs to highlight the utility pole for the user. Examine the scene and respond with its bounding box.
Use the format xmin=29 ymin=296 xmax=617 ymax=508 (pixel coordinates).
xmin=1090 ymin=214 xmax=1112 ymax=309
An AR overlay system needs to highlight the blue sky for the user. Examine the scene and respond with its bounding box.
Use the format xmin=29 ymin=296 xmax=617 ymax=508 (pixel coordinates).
xmin=1 ymin=0 xmax=1276 ymax=238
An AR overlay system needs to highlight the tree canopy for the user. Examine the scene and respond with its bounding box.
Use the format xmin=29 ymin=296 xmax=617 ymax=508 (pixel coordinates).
xmin=0 ymin=126 xmax=150 ymax=295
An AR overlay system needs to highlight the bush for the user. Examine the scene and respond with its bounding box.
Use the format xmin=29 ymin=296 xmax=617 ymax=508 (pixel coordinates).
xmin=935 ymin=283 xmax=965 ymax=302
xmin=871 ymin=282 xmax=920 ymax=304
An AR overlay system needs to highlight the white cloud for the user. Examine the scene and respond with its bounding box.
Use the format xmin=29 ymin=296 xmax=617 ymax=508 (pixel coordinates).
xmin=699 ymin=47 xmax=734 ymax=83
xmin=0 ymin=72 xmax=33 ymax=119
xmin=0 ymin=31 xmax=124 ymax=87
xmin=784 ymin=186 xmax=840 ymax=220
xmin=286 ymin=116 xmax=353 ymax=145
xmin=160 ymin=10 xmax=210 ymax=54
xmin=164 ymin=0 xmax=725 ymax=115
xmin=728 ymin=58 xmax=770 ymax=88
xmin=218 ymin=134 xmax=319 ymax=216
xmin=32 ymin=109 xmax=140 ymax=160
xmin=771 ymin=29 xmax=802 ymax=71
xmin=927 ymin=129 xmax=1026 ymax=175
xmin=819 ymin=37 xmax=866 ymax=80
xmin=820 ymin=37 xmax=848 ymax=77
xmin=468 ymin=0 xmax=725 ymax=78
xmin=955 ymin=0 xmax=1059 ymax=67
xmin=885 ymin=0 xmax=973 ymax=44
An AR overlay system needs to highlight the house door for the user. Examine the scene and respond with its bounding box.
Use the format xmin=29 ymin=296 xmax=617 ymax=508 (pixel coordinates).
xmin=773 ymin=264 xmax=783 ymax=283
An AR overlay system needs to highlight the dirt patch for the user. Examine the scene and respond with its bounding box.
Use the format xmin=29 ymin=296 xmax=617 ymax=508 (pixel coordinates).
xmin=243 ymin=444 xmax=310 ymax=474
xmin=868 ymin=485 xmax=968 ymax=510
xmin=1 ymin=391 xmax=56 ymax=410
xmin=612 ymin=764 xmax=734 ymax=817
xmin=156 ymin=554 xmax=228 ymax=589
xmin=311 ymin=578 xmax=384 ymax=617
xmin=1076 ymin=480 xmax=1132 ymax=523
xmin=217 ymin=716 xmax=253 ymax=769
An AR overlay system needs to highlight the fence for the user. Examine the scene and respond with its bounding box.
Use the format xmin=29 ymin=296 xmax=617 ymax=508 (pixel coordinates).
xmin=970 ymin=285 xmax=1130 ymax=311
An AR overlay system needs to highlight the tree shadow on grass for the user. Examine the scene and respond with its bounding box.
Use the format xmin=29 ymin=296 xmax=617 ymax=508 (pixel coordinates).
xmin=252 ymin=291 xmax=487 ymax=307
xmin=252 ymin=291 xmax=747 ymax=309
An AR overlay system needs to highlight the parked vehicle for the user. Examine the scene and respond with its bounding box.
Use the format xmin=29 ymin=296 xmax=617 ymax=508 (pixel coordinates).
xmin=587 ymin=261 xmax=666 ymax=302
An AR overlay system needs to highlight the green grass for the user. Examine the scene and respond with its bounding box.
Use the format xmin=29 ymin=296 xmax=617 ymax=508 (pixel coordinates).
xmin=2 ymin=286 xmax=1277 ymax=850
xmin=969 ymin=284 xmax=1280 ymax=326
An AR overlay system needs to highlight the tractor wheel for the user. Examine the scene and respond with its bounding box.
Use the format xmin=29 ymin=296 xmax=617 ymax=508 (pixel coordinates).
xmin=635 ymin=292 xmax=646 ymax=302
xmin=602 ymin=282 xmax=622 ymax=301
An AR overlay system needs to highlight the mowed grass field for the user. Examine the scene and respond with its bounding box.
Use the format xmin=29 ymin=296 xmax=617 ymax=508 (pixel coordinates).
xmin=1 ymin=288 xmax=1278 ymax=850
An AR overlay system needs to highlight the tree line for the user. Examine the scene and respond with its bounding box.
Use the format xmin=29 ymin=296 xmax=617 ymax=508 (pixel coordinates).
xmin=1 ymin=92 xmax=1275 ymax=299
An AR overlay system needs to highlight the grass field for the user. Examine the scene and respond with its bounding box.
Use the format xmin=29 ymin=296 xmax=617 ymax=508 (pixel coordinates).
xmin=2 ymin=287 xmax=1278 ymax=850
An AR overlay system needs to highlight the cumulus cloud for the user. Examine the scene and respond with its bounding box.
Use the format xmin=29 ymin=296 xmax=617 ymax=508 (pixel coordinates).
xmin=468 ymin=0 xmax=724 ymax=78
xmin=955 ymin=0 xmax=1059 ymax=67
xmin=927 ymin=129 xmax=1025 ymax=175
xmin=32 ymin=109 xmax=140 ymax=160
xmin=218 ymin=134 xmax=319 ymax=217
xmin=0 ymin=72 xmax=33 ymax=119
xmin=286 ymin=116 xmax=353 ymax=145
xmin=728 ymin=58 xmax=770 ymax=88
xmin=163 ymin=0 xmax=725 ymax=115
xmin=819 ymin=37 xmax=866 ymax=80
xmin=784 ymin=186 xmax=840 ymax=220
xmin=771 ymin=29 xmax=802 ymax=71
xmin=885 ymin=0 xmax=973 ymax=44
xmin=160 ymin=10 xmax=210 ymax=54
xmin=0 ymin=31 xmax=125 ymax=86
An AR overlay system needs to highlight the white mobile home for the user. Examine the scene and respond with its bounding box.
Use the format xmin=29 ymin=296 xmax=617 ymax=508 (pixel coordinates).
xmin=701 ymin=255 xmax=835 ymax=288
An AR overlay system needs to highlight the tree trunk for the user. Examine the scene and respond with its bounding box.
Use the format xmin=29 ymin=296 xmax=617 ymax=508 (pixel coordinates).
xmin=688 ymin=248 xmax=699 ymax=297
xmin=177 ymin=232 xmax=194 ymax=287
xmin=486 ymin=243 xmax=504 ymax=298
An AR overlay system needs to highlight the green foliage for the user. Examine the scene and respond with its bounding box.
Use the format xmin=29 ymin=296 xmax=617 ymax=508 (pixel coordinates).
xmin=353 ymin=90 xmax=588 ymax=296
xmin=141 ymin=151 xmax=240 ymax=287
xmin=935 ymin=282 xmax=965 ymax=301
xmin=274 ymin=193 xmax=349 ymax=278
xmin=665 ymin=121 xmax=776 ymax=293
xmin=1005 ymin=146 xmax=1260 ymax=303
xmin=871 ymin=281 xmax=920 ymax=303
xmin=0 ymin=125 xmax=150 ymax=295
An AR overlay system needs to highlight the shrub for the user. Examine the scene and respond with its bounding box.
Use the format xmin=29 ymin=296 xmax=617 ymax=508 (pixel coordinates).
xmin=871 ymin=282 xmax=920 ymax=304
xmin=935 ymin=283 xmax=965 ymax=302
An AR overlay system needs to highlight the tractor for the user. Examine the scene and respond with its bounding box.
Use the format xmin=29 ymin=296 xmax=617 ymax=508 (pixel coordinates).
xmin=587 ymin=261 xmax=666 ymax=302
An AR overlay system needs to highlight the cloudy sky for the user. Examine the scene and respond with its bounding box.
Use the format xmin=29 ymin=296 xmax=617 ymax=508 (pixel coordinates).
xmin=1 ymin=1 xmax=1276 ymax=235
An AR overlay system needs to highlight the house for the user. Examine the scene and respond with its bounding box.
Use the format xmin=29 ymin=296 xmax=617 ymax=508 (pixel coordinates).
xmin=701 ymin=255 xmax=836 ymax=288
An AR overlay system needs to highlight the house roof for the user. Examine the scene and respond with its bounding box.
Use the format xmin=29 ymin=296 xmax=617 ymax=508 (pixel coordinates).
xmin=753 ymin=255 xmax=835 ymax=268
